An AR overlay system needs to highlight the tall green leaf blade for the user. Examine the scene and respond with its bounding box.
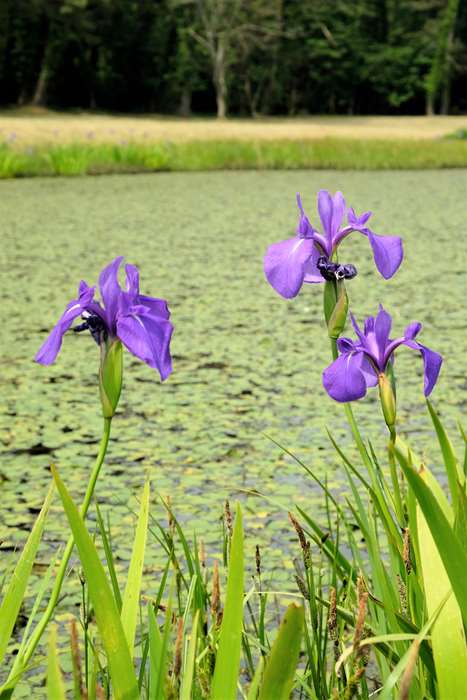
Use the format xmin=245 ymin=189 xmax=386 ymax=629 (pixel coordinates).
xmin=258 ymin=603 xmax=304 ymax=700
xmin=427 ymin=399 xmax=464 ymax=505
xmin=211 ymin=503 xmax=244 ymax=700
xmin=148 ymin=604 xmax=162 ymax=694
xmin=379 ymin=595 xmax=449 ymax=700
xmin=148 ymin=594 xmax=172 ymax=700
xmin=0 ymin=483 xmax=53 ymax=665
xmin=247 ymin=656 xmax=264 ymax=700
xmin=51 ymin=466 xmax=139 ymax=699
xmin=180 ymin=610 xmax=199 ymax=700
xmin=96 ymin=503 xmax=123 ymax=612
xmin=397 ymin=458 xmax=467 ymax=625
xmin=417 ymin=482 xmax=467 ymax=699
xmin=121 ymin=478 xmax=150 ymax=658
xmin=47 ymin=624 xmax=66 ymax=700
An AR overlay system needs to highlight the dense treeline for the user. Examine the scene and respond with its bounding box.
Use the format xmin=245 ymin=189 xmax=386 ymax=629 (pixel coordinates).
xmin=0 ymin=0 xmax=466 ymax=117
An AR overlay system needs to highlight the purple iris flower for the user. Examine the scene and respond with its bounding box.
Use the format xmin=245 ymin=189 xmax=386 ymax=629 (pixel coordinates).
xmin=263 ymin=190 xmax=403 ymax=299
xmin=322 ymin=305 xmax=442 ymax=403
xmin=35 ymin=257 xmax=173 ymax=380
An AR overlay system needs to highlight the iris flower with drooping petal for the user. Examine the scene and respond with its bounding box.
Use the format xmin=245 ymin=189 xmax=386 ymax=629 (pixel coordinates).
xmin=322 ymin=305 xmax=442 ymax=403
xmin=263 ymin=190 xmax=403 ymax=298
xmin=35 ymin=257 xmax=173 ymax=381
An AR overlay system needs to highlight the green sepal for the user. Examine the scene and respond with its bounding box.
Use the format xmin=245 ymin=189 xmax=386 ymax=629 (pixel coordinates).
xmin=378 ymin=372 xmax=397 ymax=432
xmin=99 ymin=339 xmax=123 ymax=418
xmin=326 ymin=281 xmax=348 ymax=339
xmin=323 ymin=280 xmax=337 ymax=325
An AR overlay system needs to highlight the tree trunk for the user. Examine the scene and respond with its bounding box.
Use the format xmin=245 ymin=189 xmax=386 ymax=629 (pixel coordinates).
xmin=214 ymin=41 xmax=227 ymax=118
xmin=441 ymin=79 xmax=451 ymax=115
xmin=426 ymin=94 xmax=435 ymax=116
xmin=178 ymin=88 xmax=192 ymax=117
xmin=32 ymin=56 xmax=49 ymax=106
xmin=440 ymin=28 xmax=454 ymax=115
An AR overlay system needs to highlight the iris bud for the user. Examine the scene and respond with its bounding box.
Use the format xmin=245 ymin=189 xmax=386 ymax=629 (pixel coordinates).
xmin=99 ymin=339 xmax=123 ymax=418
xmin=324 ymin=280 xmax=349 ymax=339
xmin=378 ymin=372 xmax=396 ymax=433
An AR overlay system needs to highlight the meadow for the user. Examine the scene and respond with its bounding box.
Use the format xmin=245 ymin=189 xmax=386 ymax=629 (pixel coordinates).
xmin=0 ymin=168 xmax=466 ymax=694
xmin=1 ymin=113 xmax=467 ymax=175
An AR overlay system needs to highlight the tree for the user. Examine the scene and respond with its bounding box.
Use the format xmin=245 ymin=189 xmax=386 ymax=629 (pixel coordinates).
xmin=184 ymin=0 xmax=279 ymax=118
xmin=425 ymin=0 xmax=461 ymax=114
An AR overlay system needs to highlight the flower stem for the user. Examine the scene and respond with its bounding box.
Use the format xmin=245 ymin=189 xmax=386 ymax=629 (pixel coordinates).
xmin=329 ymin=336 xmax=372 ymax=471
xmin=388 ymin=430 xmax=405 ymax=526
xmin=5 ymin=417 xmax=112 ymax=685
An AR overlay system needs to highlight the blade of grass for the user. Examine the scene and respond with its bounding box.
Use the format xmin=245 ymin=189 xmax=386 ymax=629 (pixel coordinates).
xmin=51 ymin=465 xmax=139 ymax=699
xmin=47 ymin=624 xmax=66 ymax=700
xmin=148 ymin=592 xmax=172 ymax=700
xmin=211 ymin=503 xmax=244 ymax=700
xmin=95 ymin=503 xmax=122 ymax=612
xmin=121 ymin=478 xmax=150 ymax=658
xmin=0 ymin=483 xmax=53 ymax=666
xmin=180 ymin=610 xmax=199 ymax=700
xmin=258 ymin=603 xmax=304 ymax=700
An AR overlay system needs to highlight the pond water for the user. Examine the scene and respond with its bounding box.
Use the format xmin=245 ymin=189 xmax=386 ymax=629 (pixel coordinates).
xmin=0 ymin=170 xmax=465 ymax=687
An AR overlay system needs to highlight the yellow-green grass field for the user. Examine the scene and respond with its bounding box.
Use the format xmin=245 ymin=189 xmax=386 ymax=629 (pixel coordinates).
xmin=1 ymin=109 xmax=466 ymax=142
xmin=0 ymin=109 xmax=466 ymax=175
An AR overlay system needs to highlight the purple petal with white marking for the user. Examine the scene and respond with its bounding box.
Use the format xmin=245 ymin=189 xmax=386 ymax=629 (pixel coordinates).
xmin=303 ymin=242 xmax=325 ymax=284
xmin=35 ymin=282 xmax=95 ymax=365
xmin=322 ymin=351 xmax=372 ymax=402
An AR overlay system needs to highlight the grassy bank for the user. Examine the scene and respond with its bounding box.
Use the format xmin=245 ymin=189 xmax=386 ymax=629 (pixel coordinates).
xmin=1 ymin=137 xmax=467 ymax=177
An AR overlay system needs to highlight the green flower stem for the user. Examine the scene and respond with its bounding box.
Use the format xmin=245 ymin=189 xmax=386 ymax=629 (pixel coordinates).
xmin=329 ymin=336 xmax=373 ymax=472
xmin=388 ymin=431 xmax=405 ymax=526
xmin=6 ymin=417 xmax=112 ymax=685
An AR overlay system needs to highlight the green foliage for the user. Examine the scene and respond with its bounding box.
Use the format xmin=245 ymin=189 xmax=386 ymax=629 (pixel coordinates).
xmin=2 ymin=137 xmax=467 ymax=179
xmin=0 ymin=484 xmax=53 ymax=667
xmin=0 ymin=0 xmax=466 ymax=114
xmin=258 ymin=603 xmax=304 ymax=700
xmin=51 ymin=464 xmax=139 ymax=699
xmin=211 ymin=504 xmax=244 ymax=700
xmin=46 ymin=625 xmax=66 ymax=700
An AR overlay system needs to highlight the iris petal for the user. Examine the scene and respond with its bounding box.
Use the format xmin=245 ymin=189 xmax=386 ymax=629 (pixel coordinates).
xmin=137 ymin=295 xmax=171 ymax=319
xmin=322 ymin=351 xmax=371 ymax=402
xmin=303 ymin=242 xmax=325 ymax=284
xmin=35 ymin=282 xmax=95 ymax=365
xmin=404 ymin=339 xmax=443 ymax=396
xmin=367 ymin=231 xmax=403 ymax=280
xmin=374 ymin=305 xmax=392 ymax=356
xmin=116 ymin=311 xmax=173 ymax=381
xmin=99 ymin=256 xmax=124 ymax=329
xmin=264 ymin=236 xmax=316 ymax=298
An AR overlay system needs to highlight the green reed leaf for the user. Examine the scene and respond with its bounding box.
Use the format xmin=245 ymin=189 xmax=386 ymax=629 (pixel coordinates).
xmin=121 ymin=478 xmax=150 ymax=658
xmin=47 ymin=624 xmax=66 ymax=700
xmin=211 ymin=503 xmax=244 ymax=700
xmin=397 ymin=458 xmax=467 ymax=626
xmin=258 ymin=603 xmax=304 ymax=700
xmin=51 ymin=466 xmax=138 ymax=700
xmin=0 ymin=483 xmax=53 ymax=666
xmin=180 ymin=610 xmax=199 ymax=700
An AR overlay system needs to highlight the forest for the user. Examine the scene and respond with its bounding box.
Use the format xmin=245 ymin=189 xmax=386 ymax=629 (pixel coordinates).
xmin=0 ymin=0 xmax=465 ymax=118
